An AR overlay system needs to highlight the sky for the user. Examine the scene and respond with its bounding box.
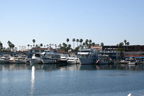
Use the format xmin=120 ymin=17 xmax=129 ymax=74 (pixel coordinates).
xmin=0 ymin=0 xmax=144 ymax=49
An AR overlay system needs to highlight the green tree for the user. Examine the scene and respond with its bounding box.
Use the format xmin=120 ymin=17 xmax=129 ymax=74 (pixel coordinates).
xmin=76 ymin=39 xmax=79 ymax=47
xmin=32 ymin=39 xmax=36 ymax=47
xmin=7 ymin=41 xmax=15 ymax=51
xmin=119 ymin=42 xmax=124 ymax=46
xmin=66 ymin=38 xmax=69 ymax=45
xmin=101 ymin=42 xmax=104 ymax=46
xmin=72 ymin=38 xmax=75 ymax=49
xmin=124 ymin=40 xmax=127 ymax=45
xmin=80 ymin=39 xmax=83 ymax=45
xmin=27 ymin=44 xmax=30 ymax=49
xmin=89 ymin=39 xmax=92 ymax=48
xmin=85 ymin=39 xmax=89 ymax=46
xmin=92 ymin=42 xmax=95 ymax=46
xmin=40 ymin=43 xmax=43 ymax=48
xmin=0 ymin=41 xmax=3 ymax=51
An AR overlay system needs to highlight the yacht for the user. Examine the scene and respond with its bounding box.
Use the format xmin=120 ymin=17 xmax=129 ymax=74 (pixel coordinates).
xmin=119 ymin=58 xmax=129 ymax=64
xmin=96 ymin=55 xmax=112 ymax=65
xmin=0 ymin=54 xmax=10 ymax=64
xmin=15 ymin=54 xmax=27 ymax=64
xmin=30 ymin=53 xmax=43 ymax=64
xmin=77 ymin=48 xmax=98 ymax=64
xmin=41 ymin=50 xmax=60 ymax=64
xmin=128 ymin=57 xmax=137 ymax=65
xmin=9 ymin=56 xmax=17 ymax=64
xmin=67 ymin=55 xmax=79 ymax=64
xmin=58 ymin=54 xmax=69 ymax=64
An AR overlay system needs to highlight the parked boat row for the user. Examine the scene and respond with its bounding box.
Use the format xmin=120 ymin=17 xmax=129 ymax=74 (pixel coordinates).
xmin=0 ymin=54 xmax=28 ymax=64
xmin=118 ymin=57 xmax=139 ymax=65
xmin=0 ymin=48 xmax=116 ymax=65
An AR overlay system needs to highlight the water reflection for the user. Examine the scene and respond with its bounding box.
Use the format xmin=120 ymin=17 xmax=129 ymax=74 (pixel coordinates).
xmin=0 ymin=64 xmax=144 ymax=71
xmin=31 ymin=66 xmax=35 ymax=96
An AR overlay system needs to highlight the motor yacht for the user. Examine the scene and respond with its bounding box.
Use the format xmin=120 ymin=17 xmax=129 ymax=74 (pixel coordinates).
xmin=0 ymin=54 xmax=10 ymax=64
xmin=96 ymin=55 xmax=112 ymax=65
xmin=77 ymin=48 xmax=98 ymax=64
xmin=41 ymin=50 xmax=60 ymax=64
xmin=58 ymin=54 xmax=69 ymax=64
xmin=128 ymin=57 xmax=137 ymax=65
xmin=30 ymin=53 xmax=42 ymax=64
xmin=15 ymin=55 xmax=27 ymax=64
xmin=67 ymin=55 xmax=79 ymax=64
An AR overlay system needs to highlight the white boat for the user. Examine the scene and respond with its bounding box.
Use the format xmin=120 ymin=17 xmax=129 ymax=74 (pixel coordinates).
xmin=15 ymin=55 xmax=27 ymax=64
xmin=59 ymin=54 xmax=69 ymax=64
xmin=0 ymin=54 xmax=10 ymax=64
xmin=119 ymin=58 xmax=129 ymax=64
xmin=30 ymin=53 xmax=42 ymax=64
xmin=9 ymin=56 xmax=17 ymax=64
xmin=128 ymin=57 xmax=137 ymax=65
xmin=96 ymin=55 xmax=112 ymax=65
xmin=67 ymin=55 xmax=79 ymax=64
xmin=77 ymin=48 xmax=98 ymax=64
xmin=41 ymin=50 xmax=60 ymax=64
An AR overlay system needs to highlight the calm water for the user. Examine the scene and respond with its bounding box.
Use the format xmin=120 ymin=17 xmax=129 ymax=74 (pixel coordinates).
xmin=0 ymin=64 xmax=144 ymax=96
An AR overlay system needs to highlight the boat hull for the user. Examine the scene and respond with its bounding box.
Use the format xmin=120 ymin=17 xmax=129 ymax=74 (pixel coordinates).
xmin=0 ymin=60 xmax=9 ymax=64
xmin=79 ymin=58 xmax=95 ymax=65
xmin=31 ymin=59 xmax=42 ymax=64
xmin=15 ymin=60 xmax=26 ymax=64
xmin=42 ymin=59 xmax=55 ymax=64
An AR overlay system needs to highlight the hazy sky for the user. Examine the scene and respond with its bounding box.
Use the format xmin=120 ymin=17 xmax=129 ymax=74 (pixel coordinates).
xmin=0 ymin=0 xmax=144 ymax=49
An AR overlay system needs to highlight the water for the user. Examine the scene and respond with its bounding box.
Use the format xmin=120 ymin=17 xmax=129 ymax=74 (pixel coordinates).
xmin=0 ymin=64 xmax=144 ymax=96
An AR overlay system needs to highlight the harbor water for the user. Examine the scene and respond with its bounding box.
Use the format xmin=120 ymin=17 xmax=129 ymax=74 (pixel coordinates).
xmin=0 ymin=64 xmax=144 ymax=96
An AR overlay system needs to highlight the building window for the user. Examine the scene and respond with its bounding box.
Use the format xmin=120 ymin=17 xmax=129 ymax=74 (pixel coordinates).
xmin=35 ymin=50 xmax=39 ymax=52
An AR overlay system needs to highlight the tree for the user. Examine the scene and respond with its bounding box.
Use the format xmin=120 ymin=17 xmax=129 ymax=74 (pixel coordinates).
xmin=85 ymin=39 xmax=89 ymax=46
xmin=7 ymin=41 xmax=15 ymax=51
xmin=126 ymin=42 xmax=130 ymax=50
xmin=119 ymin=42 xmax=124 ymax=46
xmin=55 ymin=44 xmax=57 ymax=49
xmin=66 ymin=38 xmax=69 ymax=45
xmin=40 ymin=43 xmax=43 ymax=48
xmin=80 ymin=39 xmax=83 ymax=45
xmin=92 ymin=42 xmax=95 ymax=46
xmin=124 ymin=40 xmax=127 ymax=45
xmin=32 ymin=39 xmax=36 ymax=47
xmin=0 ymin=41 xmax=3 ymax=51
xmin=101 ymin=42 xmax=104 ymax=46
xmin=27 ymin=44 xmax=30 ymax=49
xmin=89 ymin=39 xmax=92 ymax=48
xmin=72 ymin=38 xmax=75 ymax=49
xmin=76 ymin=39 xmax=79 ymax=47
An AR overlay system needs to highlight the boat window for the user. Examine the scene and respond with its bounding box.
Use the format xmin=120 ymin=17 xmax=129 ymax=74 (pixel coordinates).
xmin=79 ymin=55 xmax=89 ymax=58
xmin=35 ymin=54 xmax=40 ymax=57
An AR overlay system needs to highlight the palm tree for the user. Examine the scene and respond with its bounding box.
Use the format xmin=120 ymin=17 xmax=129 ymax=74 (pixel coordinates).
xmin=92 ymin=42 xmax=95 ymax=46
xmin=40 ymin=43 xmax=43 ymax=48
xmin=101 ymin=42 xmax=104 ymax=46
xmin=80 ymin=39 xmax=83 ymax=45
xmin=119 ymin=42 xmax=124 ymax=46
xmin=72 ymin=38 xmax=75 ymax=49
xmin=89 ymin=39 xmax=92 ymax=48
xmin=124 ymin=40 xmax=127 ymax=45
xmin=55 ymin=44 xmax=57 ymax=49
xmin=126 ymin=42 xmax=130 ymax=50
xmin=124 ymin=39 xmax=127 ymax=51
xmin=66 ymin=38 xmax=69 ymax=45
xmin=27 ymin=44 xmax=30 ymax=49
xmin=85 ymin=39 xmax=88 ymax=46
xmin=32 ymin=39 xmax=36 ymax=47
xmin=0 ymin=41 xmax=3 ymax=51
xmin=76 ymin=39 xmax=79 ymax=47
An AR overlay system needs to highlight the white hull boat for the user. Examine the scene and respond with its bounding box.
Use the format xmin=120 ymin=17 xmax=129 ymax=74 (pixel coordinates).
xmin=77 ymin=48 xmax=98 ymax=65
